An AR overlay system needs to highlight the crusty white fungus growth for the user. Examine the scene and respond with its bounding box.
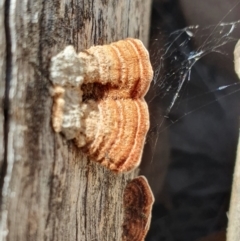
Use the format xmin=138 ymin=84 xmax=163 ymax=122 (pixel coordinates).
xmin=50 ymin=46 xmax=85 ymax=139
xmin=51 ymin=46 xmax=84 ymax=87
xmin=50 ymin=38 xmax=153 ymax=172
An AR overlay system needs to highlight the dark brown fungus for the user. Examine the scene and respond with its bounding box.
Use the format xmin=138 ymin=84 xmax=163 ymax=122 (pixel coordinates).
xmin=122 ymin=176 xmax=154 ymax=241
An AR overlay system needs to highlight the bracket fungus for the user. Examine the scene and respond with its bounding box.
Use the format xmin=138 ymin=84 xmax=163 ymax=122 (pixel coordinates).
xmin=50 ymin=38 xmax=153 ymax=172
xmin=122 ymin=176 xmax=154 ymax=241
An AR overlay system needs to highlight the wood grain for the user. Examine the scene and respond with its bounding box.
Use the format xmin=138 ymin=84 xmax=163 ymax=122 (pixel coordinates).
xmin=0 ymin=0 xmax=5 ymax=174
xmin=0 ymin=0 xmax=152 ymax=240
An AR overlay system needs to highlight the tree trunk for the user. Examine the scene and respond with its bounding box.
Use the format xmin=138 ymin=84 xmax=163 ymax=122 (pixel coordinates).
xmin=0 ymin=1 xmax=152 ymax=240
xmin=227 ymin=134 xmax=240 ymax=241
xmin=227 ymin=40 xmax=240 ymax=241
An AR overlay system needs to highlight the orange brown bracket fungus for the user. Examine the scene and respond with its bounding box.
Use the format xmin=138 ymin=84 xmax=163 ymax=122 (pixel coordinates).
xmin=50 ymin=38 xmax=153 ymax=172
xmin=122 ymin=176 xmax=154 ymax=241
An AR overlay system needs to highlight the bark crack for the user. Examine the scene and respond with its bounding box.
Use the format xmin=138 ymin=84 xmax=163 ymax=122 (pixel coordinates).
xmin=0 ymin=0 xmax=11 ymax=205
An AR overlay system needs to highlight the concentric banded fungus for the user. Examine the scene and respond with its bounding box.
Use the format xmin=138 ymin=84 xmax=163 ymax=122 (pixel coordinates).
xmin=50 ymin=38 xmax=153 ymax=172
xmin=122 ymin=176 xmax=154 ymax=241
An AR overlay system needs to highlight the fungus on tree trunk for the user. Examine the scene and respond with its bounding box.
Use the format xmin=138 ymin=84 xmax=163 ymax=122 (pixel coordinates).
xmin=50 ymin=38 xmax=153 ymax=173
xmin=122 ymin=176 xmax=154 ymax=241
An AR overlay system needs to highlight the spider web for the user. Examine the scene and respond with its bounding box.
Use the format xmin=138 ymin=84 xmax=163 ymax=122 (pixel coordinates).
xmin=143 ymin=4 xmax=240 ymax=166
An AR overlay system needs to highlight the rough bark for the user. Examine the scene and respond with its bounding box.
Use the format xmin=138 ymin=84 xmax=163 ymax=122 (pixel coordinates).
xmin=0 ymin=1 xmax=152 ymax=240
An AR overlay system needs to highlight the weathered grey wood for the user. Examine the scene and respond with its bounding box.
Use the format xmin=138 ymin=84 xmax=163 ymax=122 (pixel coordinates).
xmin=227 ymin=131 xmax=240 ymax=241
xmin=0 ymin=0 xmax=5 ymax=171
xmin=227 ymin=40 xmax=240 ymax=241
xmin=0 ymin=1 xmax=152 ymax=240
